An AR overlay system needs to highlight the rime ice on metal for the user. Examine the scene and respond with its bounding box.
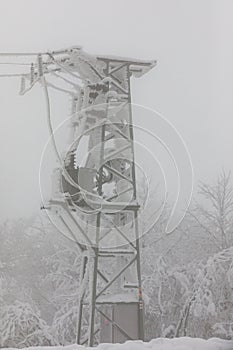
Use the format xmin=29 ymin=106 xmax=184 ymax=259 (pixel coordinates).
xmin=0 ymin=47 xmax=156 ymax=347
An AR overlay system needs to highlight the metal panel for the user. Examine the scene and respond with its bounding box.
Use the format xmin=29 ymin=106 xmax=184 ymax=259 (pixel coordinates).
xmin=100 ymin=303 xmax=139 ymax=343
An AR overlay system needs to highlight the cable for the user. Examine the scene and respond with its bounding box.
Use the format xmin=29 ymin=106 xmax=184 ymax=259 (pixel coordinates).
xmin=0 ymin=73 xmax=25 ymax=77
xmin=0 ymin=51 xmax=104 ymax=210
xmin=52 ymin=72 xmax=81 ymax=89
xmin=0 ymin=52 xmax=48 ymax=57
xmin=41 ymin=73 xmax=94 ymax=200
xmin=41 ymin=75 xmax=64 ymax=165
xmin=19 ymin=76 xmax=40 ymax=95
xmin=0 ymin=62 xmax=32 ymax=66
xmin=46 ymin=80 xmax=75 ymax=95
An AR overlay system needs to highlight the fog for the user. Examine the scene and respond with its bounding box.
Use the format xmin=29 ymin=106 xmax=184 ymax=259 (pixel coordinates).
xmin=0 ymin=0 xmax=232 ymax=220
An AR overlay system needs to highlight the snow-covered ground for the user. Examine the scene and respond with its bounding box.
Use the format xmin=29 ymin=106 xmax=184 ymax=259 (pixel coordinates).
xmin=3 ymin=338 xmax=233 ymax=350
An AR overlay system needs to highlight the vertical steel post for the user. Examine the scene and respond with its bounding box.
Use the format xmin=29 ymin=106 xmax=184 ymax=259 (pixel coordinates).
xmin=77 ymin=255 xmax=88 ymax=344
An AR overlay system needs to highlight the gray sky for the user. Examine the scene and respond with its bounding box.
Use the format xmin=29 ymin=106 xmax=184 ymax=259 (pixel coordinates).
xmin=0 ymin=0 xmax=233 ymax=221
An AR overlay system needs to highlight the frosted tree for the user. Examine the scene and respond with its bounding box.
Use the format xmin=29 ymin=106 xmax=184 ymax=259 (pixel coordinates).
xmin=190 ymin=171 xmax=233 ymax=250
xmin=0 ymin=301 xmax=57 ymax=348
xmin=42 ymin=245 xmax=83 ymax=344
xmin=142 ymin=239 xmax=233 ymax=339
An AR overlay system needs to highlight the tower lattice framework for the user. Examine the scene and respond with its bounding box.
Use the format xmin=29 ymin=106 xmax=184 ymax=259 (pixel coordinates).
xmin=0 ymin=47 xmax=156 ymax=347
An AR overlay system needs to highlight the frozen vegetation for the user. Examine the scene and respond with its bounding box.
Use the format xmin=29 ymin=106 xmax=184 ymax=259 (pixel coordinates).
xmin=1 ymin=172 xmax=233 ymax=347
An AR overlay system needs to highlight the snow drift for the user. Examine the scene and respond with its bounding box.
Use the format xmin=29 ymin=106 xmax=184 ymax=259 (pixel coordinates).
xmin=3 ymin=338 xmax=233 ymax=350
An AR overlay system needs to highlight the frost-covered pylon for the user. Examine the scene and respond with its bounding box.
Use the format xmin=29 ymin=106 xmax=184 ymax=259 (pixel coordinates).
xmin=0 ymin=47 xmax=156 ymax=346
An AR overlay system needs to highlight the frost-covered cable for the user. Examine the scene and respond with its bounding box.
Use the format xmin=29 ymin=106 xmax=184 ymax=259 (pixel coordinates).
xmin=52 ymin=72 xmax=82 ymax=89
xmin=0 ymin=73 xmax=25 ymax=77
xmin=41 ymin=69 xmax=96 ymax=197
xmin=0 ymin=62 xmax=32 ymax=66
xmin=0 ymin=52 xmax=45 ymax=56
xmin=41 ymin=74 xmax=62 ymax=165
xmin=41 ymin=74 xmax=79 ymax=188
xmin=19 ymin=76 xmax=40 ymax=95
xmin=39 ymin=56 xmax=106 ymax=208
xmin=46 ymin=80 xmax=75 ymax=95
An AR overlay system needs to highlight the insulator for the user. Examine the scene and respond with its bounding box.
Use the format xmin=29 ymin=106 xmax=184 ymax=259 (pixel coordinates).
xmin=19 ymin=76 xmax=26 ymax=95
xmin=30 ymin=63 xmax=34 ymax=84
xmin=37 ymin=54 xmax=43 ymax=76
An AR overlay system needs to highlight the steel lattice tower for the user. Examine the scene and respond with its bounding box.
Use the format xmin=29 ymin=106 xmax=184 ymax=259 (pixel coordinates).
xmin=0 ymin=47 xmax=156 ymax=347
xmin=58 ymin=53 xmax=156 ymax=346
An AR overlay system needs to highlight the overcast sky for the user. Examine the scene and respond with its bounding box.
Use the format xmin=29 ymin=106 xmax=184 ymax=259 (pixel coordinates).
xmin=0 ymin=0 xmax=232 ymax=221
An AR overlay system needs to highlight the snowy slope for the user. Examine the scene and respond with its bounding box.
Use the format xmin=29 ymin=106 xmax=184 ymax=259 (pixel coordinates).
xmin=3 ymin=338 xmax=233 ymax=350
